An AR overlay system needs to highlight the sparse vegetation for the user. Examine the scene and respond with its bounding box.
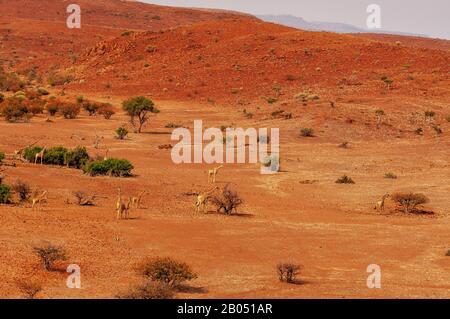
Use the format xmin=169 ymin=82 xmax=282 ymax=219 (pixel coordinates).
xmin=115 ymin=127 xmax=129 ymax=140
xmin=338 ymin=142 xmax=350 ymax=149
xmin=59 ymin=103 xmax=80 ymax=119
xmin=136 ymin=257 xmax=197 ymax=288
xmin=391 ymin=192 xmax=429 ymax=214
xmin=384 ymin=172 xmax=398 ymax=179
xmin=277 ymin=262 xmax=301 ymax=284
xmin=335 ymin=175 xmax=355 ymax=184
xmin=32 ymin=243 xmax=68 ymax=271
xmin=0 ymin=184 xmax=11 ymax=204
xmin=122 ymin=96 xmax=159 ymax=133
xmin=98 ymin=103 xmax=115 ymax=119
xmin=72 ymin=191 xmax=96 ymax=206
xmin=424 ymin=111 xmax=435 ymax=121
xmin=210 ymin=185 xmax=243 ymax=215
xmin=0 ymin=151 xmax=4 ymax=163
xmin=415 ymin=128 xmax=423 ymax=135
xmin=119 ymin=282 xmax=174 ymax=299
xmin=300 ymin=128 xmax=314 ymax=137
xmin=12 ymin=180 xmax=31 ymax=202
xmin=0 ymin=96 xmax=30 ymax=122
xmin=432 ymin=125 xmax=442 ymax=135
xmin=83 ymin=158 xmax=133 ymax=177
xmin=17 ymin=280 xmax=42 ymax=299
xmin=47 ymin=72 xmax=73 ymax=87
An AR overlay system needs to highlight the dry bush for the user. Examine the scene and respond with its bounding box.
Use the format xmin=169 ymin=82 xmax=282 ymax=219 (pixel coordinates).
xmin=277 ymin=262 xmax=301 ymax=283
xmin=391 ymin=192 xmax=429 ymax=214
xmin=17 ymin=280 xmax=42 ymax=299
xmin=210 ymin=185 xmax=243 ymax=215
xmin=12 ymin=180 xmax=31 ymax=202
xmin=136 ymin=257 xmax=197 ymax=288
xmin=118 ymin=282 xmax=174 ymax=299
xmin=98 ymin=103 xmax=115 ymax=119
xmin=59 ymin=103 xmax=80 ymax=119
xmin=32 ymin=243 xmax=68 ymax=271
xmin=335 ymin=175 xmax=355 ymax=184
xmin=45 ymin=99 xmax=60 ymax=116
xmin=72 ymin=191 xmax=96 ymax=206
xmin=384 ymin=172 xmax=397 ymax=179
xmin=0 ymin=96 xmax=31 ymax=122
xmin=300 ymin=128 xmax=314 ymax=137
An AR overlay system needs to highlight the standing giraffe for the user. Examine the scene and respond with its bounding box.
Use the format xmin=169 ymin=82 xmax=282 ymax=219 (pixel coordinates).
xmin=195 ymin=186 xmax=219 ymax=213
xmin=208 ymin=165 xmax=223 ymax=183
xmin=375 ymin=193 xmax=390 ymax=212
xmin=34 ymin=147 xmax=46 ymax=164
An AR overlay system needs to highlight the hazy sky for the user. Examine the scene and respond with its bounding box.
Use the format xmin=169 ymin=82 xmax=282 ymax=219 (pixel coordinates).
xmin=142 ymin=0 xmax=450 ymax=39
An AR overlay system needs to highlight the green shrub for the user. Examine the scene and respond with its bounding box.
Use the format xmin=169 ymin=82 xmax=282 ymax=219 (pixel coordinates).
xmin=335 ymin=175 xmax=355 ymax=184
xmin=0 ymin=151 xmax=4 ymax=162
xmin=0 ymin=93 xmax=4 ymax=103
xmin=136 ymin=257 xmax=197 ymax=287
xmin=115 ymin=127 xmax=129 ymax=140
xmin=0 ymin=184 xmax=11 ymax=204
xmin=47 ymin=72 xmax=73 ymax=87
xmin=76 ymin=95 xmax=84 ymax=104
xmin=81 ymin=101 xmax=99 ymax=116
xmin=267 ymin=97 xmax=278 ymax=104
xmin=23 ymin=146 xmax=43 ymax=162
xmin=43 ymin=146 xmax=68 ymax=166
xmin=64 ymin=146 xmax=90 ymax=169
xmin=83 ymin=158 xmax=133 ymax=177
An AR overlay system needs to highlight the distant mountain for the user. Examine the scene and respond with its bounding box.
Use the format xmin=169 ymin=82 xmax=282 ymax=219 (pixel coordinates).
xmin=257 ymin=14 xmax=363 ymax=33
xmin=257 ymin=14 xmax=428 ymax=38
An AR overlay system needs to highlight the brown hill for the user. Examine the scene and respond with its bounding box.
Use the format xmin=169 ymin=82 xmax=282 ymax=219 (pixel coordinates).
xmin=0 ymin=0 xmax=250 ymax=70
xmin=69 ymin=18 xmax=450 ymax=106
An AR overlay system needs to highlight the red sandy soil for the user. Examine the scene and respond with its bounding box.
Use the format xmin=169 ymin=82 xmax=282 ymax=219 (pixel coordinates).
xmin=0 ymin=0 xmax=449 ymax=298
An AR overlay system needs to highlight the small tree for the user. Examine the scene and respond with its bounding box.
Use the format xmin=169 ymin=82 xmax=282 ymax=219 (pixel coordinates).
xmin=210 ymin=185 xmax=243 ymax=215
xmin=17 ymin=280 xmax=42 ymax=299
xmin=122 ymin=96 xmax=159 ymax=133
xmin=277 ymin=262 xmax=301 ymax=283
xmin=32 ymin=243 xmax=68 ymax=271
xmin=12 ymin=180 xmax=31 ymax=202
xmin=115 ymin=127 xmax=129 ymax=140
xmin=391 ymin=192 xmax=429 ymax=214
xmin=136 ymin=257 xmax=197 ymax=288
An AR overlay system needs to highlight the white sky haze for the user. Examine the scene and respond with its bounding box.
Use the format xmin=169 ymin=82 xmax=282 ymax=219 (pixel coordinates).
xmin=142 ymin=0 xmax=450 ymax=39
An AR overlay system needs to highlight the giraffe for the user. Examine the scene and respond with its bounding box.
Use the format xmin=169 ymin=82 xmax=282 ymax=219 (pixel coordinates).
xmin=131 ymin=190 xmax=147 ymax=209
xmin=195 ymin=186 xmax=219 ymax=213
xmin=375 ymin=193 xmax=390 ymax=212
xmin=208 ymin=165 xmax=223 ymax=183
xmin=14 ymin=140 xmax=39 ymax=162
xmin=31 ymin=191 xmax=48 ymax=211
xmin=34 ymin=147 xmax=46 ymax=165
xmin=116 ymin=188 xmax=132 ymax=220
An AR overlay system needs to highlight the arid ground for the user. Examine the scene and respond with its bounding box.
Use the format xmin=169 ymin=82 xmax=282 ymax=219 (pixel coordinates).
xmin=0 ymin=0 xmax=449 ymax=298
